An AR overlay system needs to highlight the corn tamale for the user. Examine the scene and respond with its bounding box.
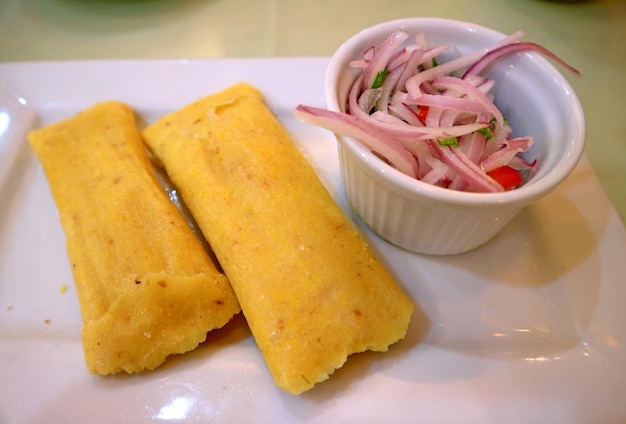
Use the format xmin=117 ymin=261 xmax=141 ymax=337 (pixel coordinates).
xmin=143 ymin=84 xmax=413 ymax=394
xmin=28 ymin=101 xmax=240 ymax=375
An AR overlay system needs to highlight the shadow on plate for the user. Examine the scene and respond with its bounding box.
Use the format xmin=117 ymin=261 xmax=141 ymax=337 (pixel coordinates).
xmin=96 ymin=312 xmax=253 ymax=386
xmin=351 ymin=159 xmax=608 ymax=369
xmin=281 ymin=295 xmax=430 ymax=410
xmin=441 ymin=170 xmax=600 ymax=289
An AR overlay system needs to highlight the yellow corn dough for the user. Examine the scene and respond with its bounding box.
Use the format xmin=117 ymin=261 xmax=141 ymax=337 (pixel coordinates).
xmin=143 ymin=83 xmax=414 ymax=394
xmin=28 ymin=101 xmax=240 ymax=375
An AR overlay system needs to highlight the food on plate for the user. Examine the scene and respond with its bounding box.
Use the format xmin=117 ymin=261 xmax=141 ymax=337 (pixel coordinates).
xmin=28 ymin=101 xmax=240 ymax=375
xmin=295 ymin=29 xmax=580 ymax=192
xmin=143 ymin=83 xmax=414 ymax=395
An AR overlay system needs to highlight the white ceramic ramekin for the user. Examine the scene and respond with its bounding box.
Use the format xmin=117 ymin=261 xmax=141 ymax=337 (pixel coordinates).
xmin=324 ymin=18 xmax=585 ymax=255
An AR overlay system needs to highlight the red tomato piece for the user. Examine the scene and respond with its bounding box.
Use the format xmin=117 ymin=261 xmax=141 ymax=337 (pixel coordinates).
xmin=486 ymin=165 xmax=522 ymax=190
xmin=417 ymin=106 xmax=429 ymax=124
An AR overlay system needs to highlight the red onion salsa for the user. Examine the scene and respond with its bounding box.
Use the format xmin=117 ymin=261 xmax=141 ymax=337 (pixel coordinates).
xmin=294 ymin=29 xmax=579 ymax=193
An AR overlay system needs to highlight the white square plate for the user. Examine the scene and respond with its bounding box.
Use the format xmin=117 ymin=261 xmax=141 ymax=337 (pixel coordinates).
xmin=1 ymin=59 xmax=625 ymax=424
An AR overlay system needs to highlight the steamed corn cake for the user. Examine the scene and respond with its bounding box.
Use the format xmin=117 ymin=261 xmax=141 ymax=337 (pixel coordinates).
xmin=28 ymin=101 xmax=240 ymax=375
xmin=143 ymin=83 xmax=414 ymax=394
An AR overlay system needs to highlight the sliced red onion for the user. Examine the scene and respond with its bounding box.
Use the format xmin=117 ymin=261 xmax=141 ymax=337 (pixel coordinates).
xmin=358 ymin=88 xmax=383 ymax=113
xmin=508 ymin=156 xmax=537 ymax=171
xmin=387 ymin=102 xmax=424 ymax=127
xmin=394 ymin=49 xmax=426 ymax=94
xmin=448 ymin=132 xmax=488 ymax=191
xmin=404 ymin=30 xmax=526 ymax=98
xmin=408 ymin=93 xmax=490 ymax=115
xmin=294 ymin=105 xmax=419 ymax=177
xmin=428 ymin=139 xmax=504 ymax=192
xmin=463 ymin=41 xmax=581 ymax=78
xmin=362 ymin=30 xmax=410 ymax=90
xmin=368 ymin=113 xmax=489 ymax=141
xmin=430 ymin=76 xmax=504 ymax=124
xmin=348 ymin=73 xmax=489 ymax=140
xmin=421 ymin=157 xmax=450 ymax=185
xmin=294 ymin=28 xmax=578 ymax=193
xmin=480 ymin=136 xmax=534 ymax=172
xmin=376 ymin=66 xmax=404 ymax=113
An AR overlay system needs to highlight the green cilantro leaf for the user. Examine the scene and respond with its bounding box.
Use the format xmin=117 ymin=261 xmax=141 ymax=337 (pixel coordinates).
xmin=437 ymin=137 xmax=459 ymax=147
xmin=477 ymin=126 xmax=493 ymax=140
xmin=371 ymin=69 xmax=388 ymax=89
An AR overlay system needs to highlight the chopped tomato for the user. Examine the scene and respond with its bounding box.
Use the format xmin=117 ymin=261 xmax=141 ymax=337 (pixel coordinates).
xmin=417 ymin=106 xmax=429 ymax=124
xmin=486 ymin=166 xmax=522 ymax=190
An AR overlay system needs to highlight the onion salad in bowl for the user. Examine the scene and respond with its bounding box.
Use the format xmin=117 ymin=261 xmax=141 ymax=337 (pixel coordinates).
xmin=294 ymin=28 xmax=580 ymax=193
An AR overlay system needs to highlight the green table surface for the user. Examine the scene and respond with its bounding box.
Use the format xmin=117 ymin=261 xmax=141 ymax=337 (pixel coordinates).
xmin=1 ymin=0 xmax=624 ymax=224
